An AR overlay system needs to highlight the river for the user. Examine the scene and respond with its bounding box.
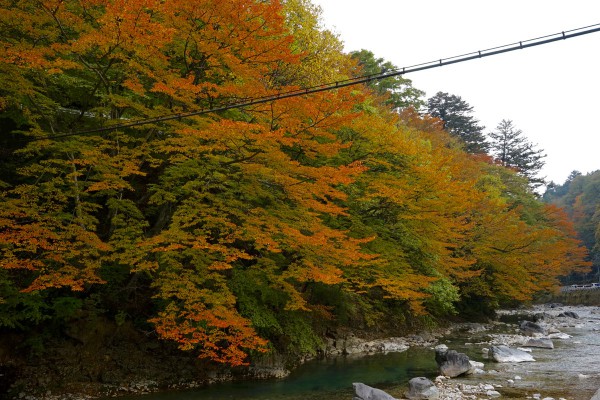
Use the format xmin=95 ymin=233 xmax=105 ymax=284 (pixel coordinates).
xmin=113 ymin=305 xmax=600 ymax=400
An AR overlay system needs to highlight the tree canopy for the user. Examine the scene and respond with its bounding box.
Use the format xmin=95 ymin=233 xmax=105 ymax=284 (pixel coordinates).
xmin=0 ymin=0 xmax=590 ymax=368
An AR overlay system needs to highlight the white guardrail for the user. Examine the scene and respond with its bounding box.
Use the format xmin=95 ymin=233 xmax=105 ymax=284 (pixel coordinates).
xmin=561 ymin=284 xmax=600 ymax=292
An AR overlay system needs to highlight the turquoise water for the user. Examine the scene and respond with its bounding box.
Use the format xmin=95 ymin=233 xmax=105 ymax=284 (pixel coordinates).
xmin=116 ymin=348 xmax=437 ymax=400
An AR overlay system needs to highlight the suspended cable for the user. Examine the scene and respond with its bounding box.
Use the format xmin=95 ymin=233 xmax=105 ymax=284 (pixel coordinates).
xmin=20 ymin=22 xmax=600 ymax=142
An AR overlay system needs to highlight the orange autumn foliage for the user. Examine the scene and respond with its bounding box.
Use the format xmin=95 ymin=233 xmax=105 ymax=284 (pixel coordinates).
xmin=0 ymin=0 xmax=591 ymax=366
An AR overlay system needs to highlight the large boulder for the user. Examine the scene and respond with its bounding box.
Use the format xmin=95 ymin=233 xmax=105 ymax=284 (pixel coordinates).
xmin=353 ymin=382 xmax=397 ymax=400
xmin=490 ymin=345 xmax=535 ymax=363
xmin=435 ymin=347 xmax=471 ymax=378
xmin=524 ymin=338 xmax=554 ymax=349
xmin=405 ymin=377 xmax=439 ymax=400
xmin=519 ymin=320 xmax=546 ymax=336
xmin=441 ymin=351 xmax=472 ymax=378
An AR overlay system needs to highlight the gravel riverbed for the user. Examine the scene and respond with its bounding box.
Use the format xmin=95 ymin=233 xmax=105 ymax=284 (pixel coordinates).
xmin=425 ymin=304 xmax=600 ymax=400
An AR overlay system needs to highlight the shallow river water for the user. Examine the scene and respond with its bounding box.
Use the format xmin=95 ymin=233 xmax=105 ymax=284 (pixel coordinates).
xmin=116 ymin=348 xmax=436 ymax=400
xmin=115 ymin=305 xmax=600 ymax=400
xmin=444 ymin=305 xmax=600 ymax=399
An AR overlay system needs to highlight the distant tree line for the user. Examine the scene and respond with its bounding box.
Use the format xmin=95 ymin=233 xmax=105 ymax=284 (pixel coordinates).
xmin=544 ymin=170 xmax=600 ymax=283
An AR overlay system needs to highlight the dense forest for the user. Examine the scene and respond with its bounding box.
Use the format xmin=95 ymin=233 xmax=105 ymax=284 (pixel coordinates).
xmin=0 ymin=0 xmax=591 ymax=373
xmin=544 ymin=170 xmax=600 ymax=282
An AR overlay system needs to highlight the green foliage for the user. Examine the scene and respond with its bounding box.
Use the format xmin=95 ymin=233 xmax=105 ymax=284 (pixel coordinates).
xmin=279 ymin=312 xmax=324 ymax=356
xmin=230 ymin=264 xmax=286 ymax=338
xmin=281 ymin=0 xmax=351 ymax=87
xmin=350 ymin=50 xmax=425 ymax=111
xmin=51 ymin=297 xmax=83 ymax=320
xmin=231 ymin=268 xmax=330 ymax=356
xmin=543 ymin=171 xmax=582 ymax=205
xmin=0 ymin=273 xmax=48 ymax=329
xmin=423 ymin=278 xmax=460 ymax=316
xmin=552 ymin=288 xmax=600 ymax=306
xmin=23 ymin=334 xmax=48 ymax=358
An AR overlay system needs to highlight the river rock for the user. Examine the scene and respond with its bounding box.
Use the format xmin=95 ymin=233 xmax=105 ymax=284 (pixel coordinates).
xmin=465 ymin=360 xmax=485 ymax=375
xmin=524 ymin=338 xmax=554 ymax=349
xmin=519 ymin=320 xmax=546 ymax=336
xmin=558 ymin=311 xmax=580 ymax=319
xmin=456 ymin=323 xmax=487 ymax=334
xmin=591 ymin=387 xmax=600 ymax=400
xmin=325 ymin=334 xmax=410 ymax=356
xmin=435 ymin=349 xmax=471 ymax=378
xmin=247 ymin=365 xmax=290 ymax=379
xmin=547 ymin=332 xmax=572 ymax=339
xmin=490 ymin=345 xmax=535 ymax=363
xmin=345 ymin=335 xmax=366 ymax=354
xmin=353 ymin=382 xmax=397 ymax=400
xmin=343 ymin=337 xmax=409 ymax=355
xmin=533 ymin=312 xmax=548 ymax=322
xmin=405 ymin=377 xmax=439 ymax=400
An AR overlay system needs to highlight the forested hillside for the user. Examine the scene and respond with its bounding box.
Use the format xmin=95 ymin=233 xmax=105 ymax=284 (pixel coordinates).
xmin=544 ymin=170 xmax=600 ymax=282
xmin=0 ymin=0 xmax=590 ymax=372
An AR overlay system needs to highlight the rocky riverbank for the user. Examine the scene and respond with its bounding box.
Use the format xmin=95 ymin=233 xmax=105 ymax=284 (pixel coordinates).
xmin=353 ymin=303 xmax=600 ymax=400
xmin=403 ymin=304 xmax=600 ymax=400
xmin=2 ymin=316 xmax=444 ymax=399
xmin=5 ymin=304 xmax=600 ymax=400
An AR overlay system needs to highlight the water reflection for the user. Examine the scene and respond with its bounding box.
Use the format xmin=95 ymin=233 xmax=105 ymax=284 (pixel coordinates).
xmin=117 ymin=348 xmax=437 ymax=400
xmin=111 ymin=307 xmax=600 ymax=400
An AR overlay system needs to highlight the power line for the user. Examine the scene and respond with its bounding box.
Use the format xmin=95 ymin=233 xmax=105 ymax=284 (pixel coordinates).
xmin=21 ymin=22 xmax=600 ymax=142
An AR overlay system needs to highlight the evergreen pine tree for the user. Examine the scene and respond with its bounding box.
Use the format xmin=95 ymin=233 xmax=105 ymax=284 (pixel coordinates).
xmin=489 ymin=119 xmax=546 ymax=190
xmin=427 ymin=91 xmax=488 ymax=154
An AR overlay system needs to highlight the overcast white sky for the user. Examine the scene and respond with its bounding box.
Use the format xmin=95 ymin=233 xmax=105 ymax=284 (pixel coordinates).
xmin=311 ymin=0 xmax=600 ymax=185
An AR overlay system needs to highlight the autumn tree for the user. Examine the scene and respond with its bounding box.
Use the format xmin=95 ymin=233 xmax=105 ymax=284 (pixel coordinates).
xmin=281 ymin=0 xmax=352 ymax=87
xmin=427 ymin=92 xmax=489 ymax=154
xmin=455 ymin=163 xmax=590 ymax=315
xmin=0 ymin=0 xmax=592 ymax=371
xmin=0 ymin=0 xmax=374 ymax=365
